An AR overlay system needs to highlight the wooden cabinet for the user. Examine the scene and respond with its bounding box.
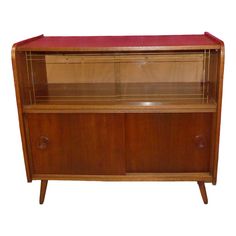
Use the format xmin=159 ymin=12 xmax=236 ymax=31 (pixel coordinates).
xmin=12 ymin=33 xmax=224 ymax=204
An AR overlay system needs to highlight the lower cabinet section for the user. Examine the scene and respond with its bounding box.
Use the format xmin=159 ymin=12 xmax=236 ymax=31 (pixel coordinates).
xmin=26 ymin=113 xmax=213 ymax=175
xmin=26 ymin=113 xmax=125 ymax=175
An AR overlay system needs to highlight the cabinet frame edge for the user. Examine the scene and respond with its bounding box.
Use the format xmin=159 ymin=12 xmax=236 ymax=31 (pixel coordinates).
xmin=12 ymin=45 xmax=33 ymax=182
xmin=211 ymin=42 xmax=225 ymax=185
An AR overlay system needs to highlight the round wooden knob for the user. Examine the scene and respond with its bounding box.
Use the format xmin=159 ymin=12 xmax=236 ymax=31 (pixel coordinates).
xmin=37 ymin=136 xmax=49 ymax=150
xmin=194 ymin=135 xmax=206 ymax=149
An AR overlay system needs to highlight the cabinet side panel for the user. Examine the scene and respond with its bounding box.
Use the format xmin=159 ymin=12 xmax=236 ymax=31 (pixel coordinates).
xmin=212 ymin=46 xmax=225 ymax=184
xmin=209 ymin=51 xmax=219 ymax=102
xmin=12 ymin=48 xmax=32 ymax=181
xmin=30 ymin=54 xmax=48 ymax=100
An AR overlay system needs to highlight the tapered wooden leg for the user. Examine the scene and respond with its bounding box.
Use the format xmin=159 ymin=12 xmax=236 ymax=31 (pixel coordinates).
xmin=197 ymin=181 xmax=208 ymax=204
xmin=39 ymin=180 xmax=48 ymax=204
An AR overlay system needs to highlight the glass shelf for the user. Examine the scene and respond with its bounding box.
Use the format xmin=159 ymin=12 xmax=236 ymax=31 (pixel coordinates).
xmin=28 ymin=82 xmax=212 ymax=104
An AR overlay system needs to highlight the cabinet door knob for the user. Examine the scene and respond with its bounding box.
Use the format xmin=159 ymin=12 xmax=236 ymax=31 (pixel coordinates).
xmin=194 ymin=135 xmax=206 ymax=149
xmin=37 ymin=136 xmax=49 ymax=150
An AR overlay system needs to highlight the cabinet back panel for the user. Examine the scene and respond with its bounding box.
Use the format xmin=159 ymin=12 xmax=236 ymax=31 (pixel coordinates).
xmin=43 ymin=53 xmax=204 ymax=83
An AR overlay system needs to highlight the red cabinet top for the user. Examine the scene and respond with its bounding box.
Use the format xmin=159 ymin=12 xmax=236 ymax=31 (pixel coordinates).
xmin=14 ymin=32 xmax=223 ymax=51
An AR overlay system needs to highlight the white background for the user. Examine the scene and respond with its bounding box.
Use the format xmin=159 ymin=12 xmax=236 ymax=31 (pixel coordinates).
xmin=0 ymin=0 xmax=235 ymax=235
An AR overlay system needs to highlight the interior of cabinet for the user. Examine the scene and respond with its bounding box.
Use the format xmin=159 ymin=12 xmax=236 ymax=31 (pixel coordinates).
xmin=20 ymin=50 xmax=219 ymax=108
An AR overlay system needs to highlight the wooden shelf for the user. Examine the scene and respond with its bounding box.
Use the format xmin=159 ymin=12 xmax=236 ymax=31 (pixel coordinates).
xmin=23 ymin=103 xmax=216 ymax=113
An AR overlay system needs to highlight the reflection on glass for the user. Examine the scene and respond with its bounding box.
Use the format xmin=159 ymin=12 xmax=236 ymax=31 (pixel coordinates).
xmin=24 ymin=51 xmax=215 ymax=106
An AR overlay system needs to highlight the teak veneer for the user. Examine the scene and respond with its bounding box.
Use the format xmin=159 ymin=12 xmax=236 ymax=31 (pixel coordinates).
xmin=12 ymin=33 xmax=224 ymax=204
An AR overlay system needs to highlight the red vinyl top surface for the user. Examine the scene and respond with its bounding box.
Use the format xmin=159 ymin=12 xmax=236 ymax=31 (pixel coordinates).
xmin=15 ymin=33 xmax=222 ymax=51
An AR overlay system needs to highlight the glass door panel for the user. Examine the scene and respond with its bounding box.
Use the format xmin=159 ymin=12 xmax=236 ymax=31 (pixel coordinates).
xmin=24 ymin=51 xmax=214 ymax=106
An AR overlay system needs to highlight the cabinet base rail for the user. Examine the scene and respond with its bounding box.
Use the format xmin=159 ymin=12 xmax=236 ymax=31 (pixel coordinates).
xmin=39 ymin=179 xmax=208 ymax=205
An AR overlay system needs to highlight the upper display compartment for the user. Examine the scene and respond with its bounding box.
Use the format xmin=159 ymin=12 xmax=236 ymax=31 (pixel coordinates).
xmin=12 ymin=33 xmax=224 ymax=113
xmin=14 ymin=32 xmax=222 ymax=51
